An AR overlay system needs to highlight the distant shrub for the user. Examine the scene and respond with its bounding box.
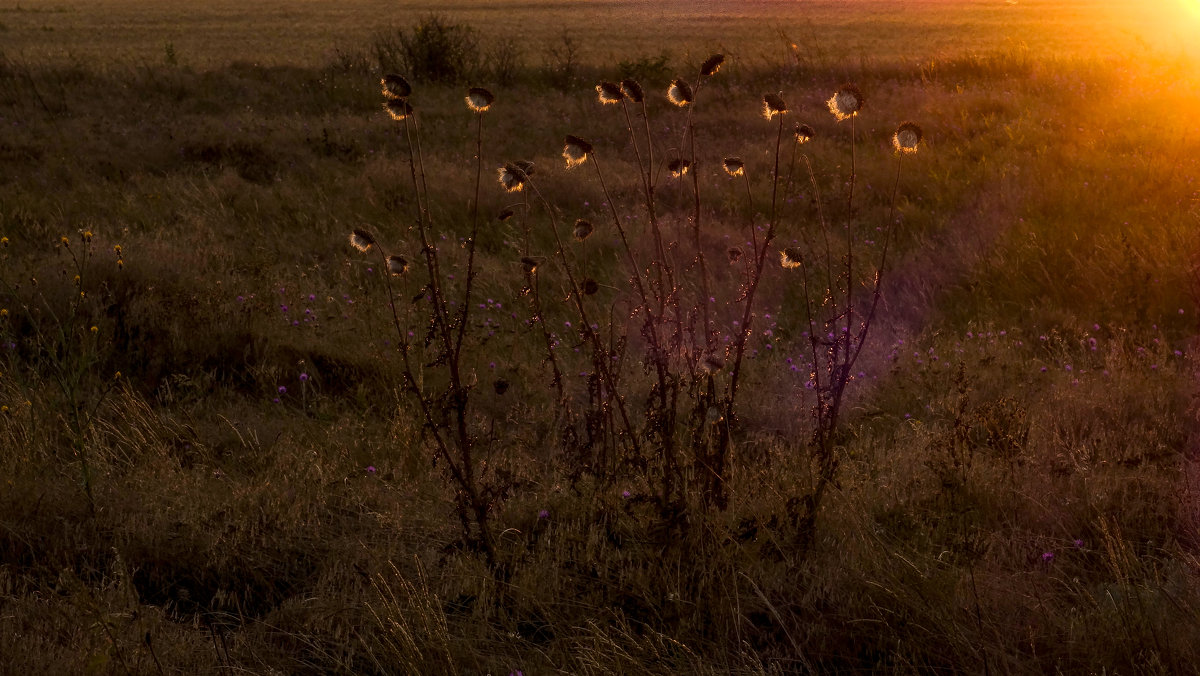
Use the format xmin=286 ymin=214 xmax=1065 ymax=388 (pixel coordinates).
xmin=488 ymin=37 xmax=524 ymax=87
xmin=542 ymin=30 xmax=579 ymax=90
xmin=372 ymin=14 xmax=480 ymax=84
xmin=618 ymin=52 xmax=671 ymax=83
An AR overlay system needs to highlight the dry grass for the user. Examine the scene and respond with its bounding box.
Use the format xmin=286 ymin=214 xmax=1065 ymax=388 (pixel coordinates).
xmin=3 ymin=1 xmax=1200 ymax=673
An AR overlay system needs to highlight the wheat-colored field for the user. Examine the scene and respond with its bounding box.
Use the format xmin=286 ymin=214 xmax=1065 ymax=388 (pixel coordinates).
xmin=3 ymin=0 xmax=1198 ymax=66
xmin=2 ymin=1 xmax=1200 ymax=673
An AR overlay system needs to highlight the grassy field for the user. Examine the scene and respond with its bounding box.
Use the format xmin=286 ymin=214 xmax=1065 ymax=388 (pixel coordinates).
xmin=2 ymin=0 xmax=1200 ymax=673
xmin=3 ymin=0 xmax=1199 ymax=66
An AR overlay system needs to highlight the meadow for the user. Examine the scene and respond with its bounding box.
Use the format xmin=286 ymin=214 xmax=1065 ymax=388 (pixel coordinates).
xmin=2 ymin=0 xmax=1200 ymax=673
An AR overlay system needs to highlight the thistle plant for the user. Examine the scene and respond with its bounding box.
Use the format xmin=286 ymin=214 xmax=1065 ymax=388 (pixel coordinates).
xmin=357 ymin=77 xmax=507 ymax=566
xmin=348 ymin=63 xmax=924 ymax=559
xmin=779 ymin=96 xmax=925 ymax=541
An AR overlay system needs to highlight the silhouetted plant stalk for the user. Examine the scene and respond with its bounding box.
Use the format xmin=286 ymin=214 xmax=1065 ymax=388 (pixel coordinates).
xmin=705 ymin=98 xmax=789 ymax=510
xmin=523 ymin=171 xmax=643 ymax=468
xmin=371 ymin=78 xmax=503 ymax=566
xmin=784 ymin=91 xmax=921 ymax=543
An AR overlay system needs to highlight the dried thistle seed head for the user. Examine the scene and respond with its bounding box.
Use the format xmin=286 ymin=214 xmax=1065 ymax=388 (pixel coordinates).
xmin=349 ymin=229 xmax=376 ymax=252
xmin=700 ymin=53 xmax=725 ymax=77
xmin=498 ymin=163 xmax=528 ymax=192
xmin=762 ymin=93 xmax=788 ymax=120
xmin=384 ymin=99 xmax=414 ymax=121
xmin=387 ymin=255 xmax=409 ymax=275
xmin=582 ymin=278 xmax=599 ymax=295
xmin=667 ymin=79 xmax=694 ymax=106
xmin=493 ymin=378 xmax=510 ymax=395
xmin=727 ymin=246 xmax=743 ymax=263
xmin=701 ymin=352 xmax=726 ymax=374
xmin=596 ymin=81 xmax=624 ymax=104
xmin=667 ymin=158 xmax=691 ymax=178
xmin=827 ymin=84 xmax=864 ymax=121
xmin=520 ymin=256 xmax=541 ymax=274
xmin=381 ymin=74 xmax=411 ymax=100
xmin=620 ymin=78 xmax=645 ymax=103
xmin=794 ymin=123 xmax=815 ymax=144
xmin=497 ymin=208 xmax=515 ymax=222
xmin=780 ymin=247 xmax=804 ymax=269
xmin=465 ymin=87 xmax=495 ymax=112
xmin=513 ymin=160 xmax=535 ymax=176
xmin=563 ymin=135 xmax=593 ymax=168
xmin=723 ymin=157 xmax=745 ymax=177
xmin=892 ymin=121 xmax=923 ymax=154
xmin=573 ymin=219 xmax=594 ymax=241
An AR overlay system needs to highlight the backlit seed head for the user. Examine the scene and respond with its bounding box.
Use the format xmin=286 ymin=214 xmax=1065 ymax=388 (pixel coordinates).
xmin=667 ymin=79 xmax=694 ymax=107
xmin=827 ymin=84 xmax=863 ymax=121
xmin=620 ymin=79 xmax=645 ymax=103
xmin=794 ymin=123 xmax=815 ymax=144
xmin=573 ymin=219 xmax=594 ymax=241
xmin=596 ymin=81 xmax=624 ymax=104
xmin=381 ymin=74 xmax=411 ymax=100
xmin=582 ymin=278 xmax=599 ymax=295
xmin=514 ymin=160 xmax=536 ymax=176
xmin=520 ymin=256 xmax=541 ymax=274
xmin=384 ymin=99 xmax=414 ymax=121
xmin=387 ymin=255 xmax=409 ymax=275
xmin=465 ymin=87 xmax=495 ymax=112
xmin=498 ymin=163 xmax=528 ymax=192
xmin=727 ymin=246 xmax=743 ymax=263
xmin=780 ymin=247 xmax=804 ymax=269
xmin=497 ymin=208 xmax=515 ymax=222
xmin=723 ymin=157 xmax=745 ymax=177
xmin=762 ymin=93 xmax=787 ymax=120
xmin=350 ymin=229 xmax=376 ymax=252
xmin=701 ymin=353 xmax=726 ymax=374
xmin=700 ymin=54 xmax=725 ymax=77
xmin=563 ymin=135 xmax=593 ymax=168
xmin=0 ymin=237 xmax=7 ymax=247
xmin=892 ymin=121 xmax=923 ymax=154
xmin=667 ymin=158 xmax=691 ymax=178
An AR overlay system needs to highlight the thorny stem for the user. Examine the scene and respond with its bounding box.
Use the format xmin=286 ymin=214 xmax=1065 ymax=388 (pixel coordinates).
xmin=398 ymin=112 xmax=495 ymax=565
xmin=529 ymin=265 xmax=567 ymax=404
xmin=401 ymin=114 xmax=452 ymax=361
xmin=621 ymin=98 xmax=669 ymax=313
xmin=728 ymin=115 xmax=786 ymax=403
xmin=844 ymin=115 xmax=857 ymax=378
xmin=590 ymin=154 xmax=652 ymax=314
xmin=527 ymin=179 xmax=643 ymax=461
xmin=740 ymin=173 xmax=760 ymax=264
xmin=802 ymin=153 xmax=834 ymax=293
xmin=455 ymin=111 xmax=485 ymax=360
xmin=688 ymin=124 xmax=713 ymax=353
xmin=850 ymin=154 xmax=904 ymax=368
xmin=589 ymin=153 xmax=678 ymax=490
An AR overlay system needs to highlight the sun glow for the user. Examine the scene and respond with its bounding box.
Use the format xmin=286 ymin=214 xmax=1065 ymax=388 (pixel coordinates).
xmin=1103 ymin=0 xmax=1200 ymax=58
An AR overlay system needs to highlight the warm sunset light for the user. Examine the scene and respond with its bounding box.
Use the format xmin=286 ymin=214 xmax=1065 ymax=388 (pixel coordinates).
xmin=3 ymin=1 xmax=1198 ymax=673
